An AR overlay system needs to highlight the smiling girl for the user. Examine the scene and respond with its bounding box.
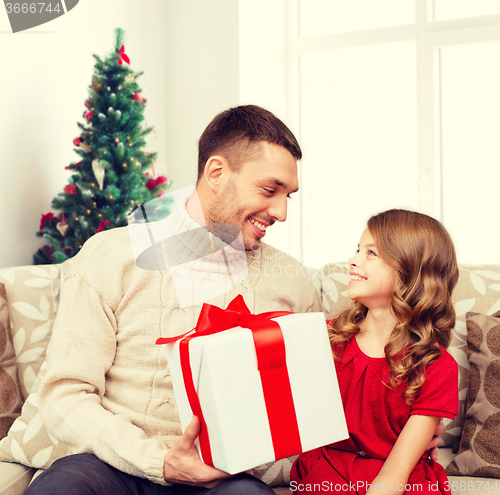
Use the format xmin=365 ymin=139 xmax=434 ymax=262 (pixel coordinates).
xmin=290 ymin=209 xmax=459 ymax=495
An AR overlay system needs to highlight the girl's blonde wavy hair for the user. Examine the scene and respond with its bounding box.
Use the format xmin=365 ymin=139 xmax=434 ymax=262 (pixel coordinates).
xmin=329 ymin=209 xmax=459 ymax=404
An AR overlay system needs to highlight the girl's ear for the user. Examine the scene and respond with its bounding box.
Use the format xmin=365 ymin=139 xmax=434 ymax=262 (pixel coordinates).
xmin=204 ymin=156 xmax=227 ymax=193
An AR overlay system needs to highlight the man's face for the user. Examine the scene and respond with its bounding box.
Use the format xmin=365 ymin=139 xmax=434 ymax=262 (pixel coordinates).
xmin=209 ymin=142 xmax=299 ymax=250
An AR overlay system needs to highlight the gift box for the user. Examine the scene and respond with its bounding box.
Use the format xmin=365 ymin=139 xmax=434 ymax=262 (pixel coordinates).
xmin=157 ymin=295 xmax=348 ymax=475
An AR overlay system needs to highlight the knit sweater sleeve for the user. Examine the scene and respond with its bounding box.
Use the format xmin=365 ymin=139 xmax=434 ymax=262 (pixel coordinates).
xmin=38 ymin=230 xmax=169 ymax=485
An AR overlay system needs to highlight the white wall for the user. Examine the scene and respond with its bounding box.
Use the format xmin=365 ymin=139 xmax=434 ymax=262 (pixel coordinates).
xmin=164 ymin=0 xmax=241 ymax=191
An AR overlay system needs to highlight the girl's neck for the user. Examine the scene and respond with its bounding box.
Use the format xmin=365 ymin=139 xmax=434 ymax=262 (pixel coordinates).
xmin=356 ymin=309 xmax=398 ymax=358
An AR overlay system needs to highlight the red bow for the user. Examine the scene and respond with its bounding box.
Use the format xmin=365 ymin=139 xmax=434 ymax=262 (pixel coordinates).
xmin=157 ymin=295 xmax=302 ymax=467
xmin=118 ymin=45 xmax=130 ymax=65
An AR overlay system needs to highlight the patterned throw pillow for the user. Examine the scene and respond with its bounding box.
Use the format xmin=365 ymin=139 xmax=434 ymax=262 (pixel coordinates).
xmin=446 ymin=311 xmax=500 ymax=478
xmin=0 ymin=265 xmax=70 ymax=469
xmin=249 ymin=456 xmax=298 ymax=488
xmin=0 ymin=283 xmax=23 ymax=439
xmin=0 ymin=266 xmax=61 ymax=401
xmin=0 ymin=360 xmax=70 ymax=469
xmin=443 ymin=266 xmax=500 ymax=449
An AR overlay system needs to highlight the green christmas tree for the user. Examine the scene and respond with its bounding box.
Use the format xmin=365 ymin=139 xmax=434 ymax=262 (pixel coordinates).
xmin=34 ymin=28 xmax=172 ymax=265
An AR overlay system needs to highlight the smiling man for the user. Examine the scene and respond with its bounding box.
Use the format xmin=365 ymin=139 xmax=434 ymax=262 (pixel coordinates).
xmin=189 ymin=105 xmax=300 ymax=251
xmin=26 ymin=105 xmax=323 ymax=495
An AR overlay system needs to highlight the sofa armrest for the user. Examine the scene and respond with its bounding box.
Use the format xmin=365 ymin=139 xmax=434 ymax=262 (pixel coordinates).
xmin=0 ymin=461 xmax=35 ymax=495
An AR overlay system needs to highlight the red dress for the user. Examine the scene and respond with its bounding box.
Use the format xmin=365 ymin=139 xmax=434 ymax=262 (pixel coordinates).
xmin=291 ymin=334 xmax=458 ymax=495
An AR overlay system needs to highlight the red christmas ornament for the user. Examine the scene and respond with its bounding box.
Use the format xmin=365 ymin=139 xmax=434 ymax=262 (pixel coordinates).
xmin=97 ymin=220 xmax=112 ymax=233
xmin=65 ymin=185 xmax=77 ymax=195
xmin=85 ymin=110 xmax=95 ymax=120
xmin=73 ymin=136 xmax=82 ymax=146
xmin=65 ymin=160 xmax=82 ymax=170
xmin=118 ymin=45 xmax=130 ymax=65
xmin=84 ymin=98 xmax=92 ymax=108
xmin=132 ymin=92 xmax=147 ymax=104
xmin=145 ymin=175 xmax=168 ymax=191
xmin=40 ymin=212 xmax=60 ymax=231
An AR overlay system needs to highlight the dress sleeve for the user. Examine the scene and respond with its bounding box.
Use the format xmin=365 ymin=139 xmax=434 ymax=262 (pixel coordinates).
xmin=410 ymin=347 xmax=459 ymax=420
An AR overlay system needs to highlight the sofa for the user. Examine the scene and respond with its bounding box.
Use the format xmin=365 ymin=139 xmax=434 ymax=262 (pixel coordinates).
xmin=0 ymin=260 xmax=499 ymax=495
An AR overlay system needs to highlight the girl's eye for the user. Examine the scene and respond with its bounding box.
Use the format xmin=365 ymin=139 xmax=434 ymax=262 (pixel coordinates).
xmin=368 ymin=250 xmax=377 ymax=257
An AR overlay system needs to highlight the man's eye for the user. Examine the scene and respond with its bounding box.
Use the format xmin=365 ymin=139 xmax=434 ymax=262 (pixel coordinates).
xmin=263 ymin=188 xmax=275 ymax=194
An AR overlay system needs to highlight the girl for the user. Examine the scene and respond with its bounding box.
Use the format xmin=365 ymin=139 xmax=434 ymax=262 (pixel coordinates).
xmin=291 ymin=209 xmax=459 ymax=495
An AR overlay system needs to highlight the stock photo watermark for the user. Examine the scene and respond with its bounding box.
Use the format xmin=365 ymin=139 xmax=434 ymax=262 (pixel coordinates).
xmin=289 ymin=480 xmax=499 ymax=492
xmin=3 ymin=0 xmax=79 ymax=33
xmin=126 ymin=187 xmax=351 ymax=309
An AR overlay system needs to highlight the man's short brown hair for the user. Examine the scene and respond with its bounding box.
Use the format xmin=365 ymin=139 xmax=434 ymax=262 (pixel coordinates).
xmin=197 ymin=105 xmax=302 ymax=182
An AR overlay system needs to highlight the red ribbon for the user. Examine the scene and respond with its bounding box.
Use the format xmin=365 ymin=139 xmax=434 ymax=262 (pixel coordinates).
xmin=156 ymin=295 xmax=303 ymax=467
xmin=118 ymin=45 xmax=130 ymax=65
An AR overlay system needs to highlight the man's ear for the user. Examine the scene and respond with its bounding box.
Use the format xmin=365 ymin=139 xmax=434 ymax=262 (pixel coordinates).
xmin=204 ymin=156 xmax=228 ymax=193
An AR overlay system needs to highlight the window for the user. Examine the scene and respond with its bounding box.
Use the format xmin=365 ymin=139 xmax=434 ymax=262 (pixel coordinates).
xmin=265 ymin=0 xmax=500 ymax=266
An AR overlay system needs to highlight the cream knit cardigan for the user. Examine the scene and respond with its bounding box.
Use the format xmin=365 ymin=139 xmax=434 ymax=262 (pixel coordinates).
xmin=38 ymin=200 xmax=323 ymax=485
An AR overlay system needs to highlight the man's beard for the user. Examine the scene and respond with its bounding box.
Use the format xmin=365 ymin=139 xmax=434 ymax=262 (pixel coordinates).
xmin=208 ymin=179 xmax=258 ymax=251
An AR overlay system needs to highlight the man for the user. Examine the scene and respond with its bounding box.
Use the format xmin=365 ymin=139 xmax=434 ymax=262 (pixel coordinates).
xmin=26 ymin=105 xmax=442 ymax=495
xmin=25 ymin=105 xmax=323 ymax=495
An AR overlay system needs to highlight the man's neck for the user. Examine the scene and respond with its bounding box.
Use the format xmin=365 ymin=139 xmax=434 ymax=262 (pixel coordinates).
xmin=186 ymin=190 xmax=208 ymax=227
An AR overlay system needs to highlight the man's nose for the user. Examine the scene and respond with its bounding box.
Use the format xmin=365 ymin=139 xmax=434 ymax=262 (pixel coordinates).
xmin=269 ymin=195 xmax=288 ymax=222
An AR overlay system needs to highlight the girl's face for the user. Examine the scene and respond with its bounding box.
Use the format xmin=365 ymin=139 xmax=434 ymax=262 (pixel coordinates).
xmin=348 ymin=228 xmax=396 ymax=311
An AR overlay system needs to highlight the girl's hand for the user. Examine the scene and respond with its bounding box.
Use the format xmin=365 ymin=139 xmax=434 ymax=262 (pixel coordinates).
xmin=427 ymin=418 xmax=444 ymax=461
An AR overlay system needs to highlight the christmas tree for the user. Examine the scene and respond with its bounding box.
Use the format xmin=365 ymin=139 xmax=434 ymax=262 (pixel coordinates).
xmin=34 ymin=27 xmax=172 ymax=265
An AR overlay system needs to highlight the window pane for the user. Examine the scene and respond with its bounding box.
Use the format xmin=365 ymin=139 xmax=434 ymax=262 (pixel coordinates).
xmin=299 ymin=41 xmax=418 ymax=268
xmin=440 ymin=42 xmax=500 ymax=264
xmin=431 ymin=0 xmax=500 ymax=21
xmin=299 ymin=0 xmax=414 ymax=37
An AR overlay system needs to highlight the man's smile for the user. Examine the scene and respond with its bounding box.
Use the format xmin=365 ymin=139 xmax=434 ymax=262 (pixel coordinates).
xmin=249 ymin=217 xmax=269 ymax=237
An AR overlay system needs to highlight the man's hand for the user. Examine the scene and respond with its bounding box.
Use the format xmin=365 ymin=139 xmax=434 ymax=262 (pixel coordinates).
xmin=426 ymin=418 xmax=444 ymax=462
xmin=163 ymin=416 xmax=231 ymax=487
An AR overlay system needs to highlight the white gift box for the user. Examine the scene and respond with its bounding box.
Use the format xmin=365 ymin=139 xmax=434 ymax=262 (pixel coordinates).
xmin=162 ymin=311 xmax=348 ymax=475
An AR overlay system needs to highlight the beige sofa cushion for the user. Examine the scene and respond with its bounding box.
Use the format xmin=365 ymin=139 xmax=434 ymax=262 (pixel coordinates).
xmin=0 ymin=266 xmax=61 ymax=402
xmin=0 ymin=461 xmax=35 ymax=495
xmin=0 ymin=265 xmax=70 ymax=469
xmin=0 ymin=360 xmax=71 ymax=469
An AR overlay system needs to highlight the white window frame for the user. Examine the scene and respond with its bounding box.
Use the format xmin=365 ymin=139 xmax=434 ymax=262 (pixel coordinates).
xmin=283 ymin=0 xmax=500 ymax=264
